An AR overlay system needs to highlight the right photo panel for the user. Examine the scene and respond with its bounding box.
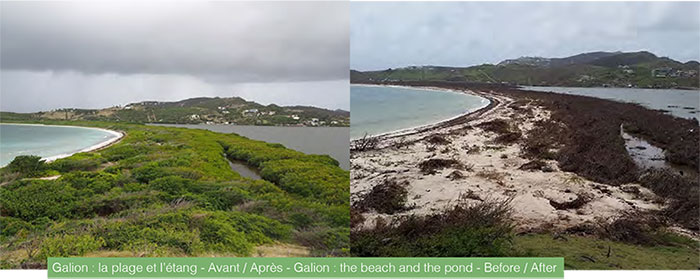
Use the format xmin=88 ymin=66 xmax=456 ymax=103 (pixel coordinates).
xmin=349 ymin=1 xmax=700 ymax=270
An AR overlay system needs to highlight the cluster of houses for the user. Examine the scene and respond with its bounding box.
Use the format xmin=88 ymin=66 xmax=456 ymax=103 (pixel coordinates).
xmin=618 ymin=65 xmax=635 ymax=74
xmin=305 ymin=118 xmax=340 ymax=126
xmin=651 ymin=67 xmax=698 ymax=78
xmin=118 ymin=101 xmax=161 ymax=110
xmin=240 ymin=108 xmax=277 ymax=117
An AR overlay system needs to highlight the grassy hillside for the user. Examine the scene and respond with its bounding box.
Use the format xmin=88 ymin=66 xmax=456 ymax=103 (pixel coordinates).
xmin=1 ymin=96 xmax=350 ymax=127
xmin=0 ymin=120 xmax=349 ymax=268
xmin=352 ymin=51 xmax=699 ymax=89
xmin=515 ymin=234 xmax=699 ymax=270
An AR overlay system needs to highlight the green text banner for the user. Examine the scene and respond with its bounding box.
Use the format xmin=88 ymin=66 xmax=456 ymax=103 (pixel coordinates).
xmin=48 ymin=257 xmax=564 ymax=278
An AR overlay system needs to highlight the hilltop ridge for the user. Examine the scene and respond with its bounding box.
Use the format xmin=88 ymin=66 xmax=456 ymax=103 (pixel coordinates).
xmin=1 ymin=96 xmax=350 ymax=127
xmin=351 ymin=51 xmax=699 ymax=89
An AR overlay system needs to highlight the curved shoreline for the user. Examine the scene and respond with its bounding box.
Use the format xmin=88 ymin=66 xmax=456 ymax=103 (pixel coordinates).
xmin=0 ymin=123 xmax=125 ymax=165
xmin=350 ymin=84 xmax=495 ymax=141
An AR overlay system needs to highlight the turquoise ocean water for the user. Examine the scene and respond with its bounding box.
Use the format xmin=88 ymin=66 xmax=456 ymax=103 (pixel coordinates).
xmin=0 ymin=124 xmax=119 ymax=167
xmin=350 ymin=85 xmax=489 ymax=139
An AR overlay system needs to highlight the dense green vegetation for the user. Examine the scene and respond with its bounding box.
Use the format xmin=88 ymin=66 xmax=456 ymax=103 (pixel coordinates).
xmin=351 ymin=51 xmax=699 ymax=89
xmin=0 ymin=121 xmax=349 ymax=268
xmin=0 ymin=96 xmax=349 ymax=127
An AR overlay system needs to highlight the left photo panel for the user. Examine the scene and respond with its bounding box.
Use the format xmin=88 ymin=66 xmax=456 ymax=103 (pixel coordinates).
xmin=0 ymin=1 xmax=350 ymax=268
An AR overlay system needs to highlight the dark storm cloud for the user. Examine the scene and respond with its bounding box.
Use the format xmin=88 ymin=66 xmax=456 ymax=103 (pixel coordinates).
xmin=0 ymin=1 xmax=349 ymax=113
xmin=1 ymin=1 xmax=349 ymax=82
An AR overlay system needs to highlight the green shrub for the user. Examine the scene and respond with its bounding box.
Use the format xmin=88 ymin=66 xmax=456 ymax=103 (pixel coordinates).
xmin=101 ymin=144 xmax=147 ymax=161
xmin=95 ymin=216 xmax=203 ymax=255
xmin=259 ymin=159 xmax=349 ymax=205
xmin=37 ymin=234 xmax=105 ymax=259
xmin=202 ymin=187 xmax=251 ymax=210
xmin=295 ymin=226 xmax=349 ymax=256
xmin=83 ymin=190 xmax=164 ymax=217
xmin=148 ymin=176 xmax=193 ymax=195
xmin=0 ymin=216 xmax=34 ymax=237
xmin=132 ymin=163 xmax=169 ymax=183
xmin=138 ymin=227 xmax=203 ymax=255
xmin=0 ymin=180 xmax=78 ymax=221
xmin=60 ymin=171 xmax=117 ymax=194
xmin=201 ymin=211 xmax=291 ymax=245
xmin=266 ymin=143 xmax=286 ymax=149
xmin=50 ymin=153 xmax=103 ymax=172
xmin=199 ymin=218 xmax=252 ymax=255
xmin=7 ymin=155 xmax=46 ymax=177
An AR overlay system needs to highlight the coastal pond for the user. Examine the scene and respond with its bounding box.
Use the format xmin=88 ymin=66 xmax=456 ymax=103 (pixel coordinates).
xmin=225 ymin=157 xmax=262 ymax=180
xmin=524 ymin=86 xmax=700 ymax=119
xmin=621 ymin=124 xmax=698 ymax=177
xmin=151 ymin=124 xmax=349 ymax=170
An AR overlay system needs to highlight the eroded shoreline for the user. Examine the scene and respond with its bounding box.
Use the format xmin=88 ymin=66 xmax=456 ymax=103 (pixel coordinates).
xmin=350 ymin=82 xmax=699 ymax=238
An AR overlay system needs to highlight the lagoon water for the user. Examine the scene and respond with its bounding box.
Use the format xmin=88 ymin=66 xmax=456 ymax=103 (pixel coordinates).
xmin=351 ymin=85 xmax=489 ymax=139
xmin=0 ymin=124 xmax=120 ymax=167
xmin=524 ymin=86 xmax=700 ymax=119
xmin=152 ymin=124 xmax=349 ymax=170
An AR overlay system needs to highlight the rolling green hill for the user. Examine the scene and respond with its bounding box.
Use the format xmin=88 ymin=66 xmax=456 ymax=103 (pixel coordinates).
xmin=351 ymin=51 xmax=699 ymax=89
xmin=0 ymin=97 xmax=349 ymax=127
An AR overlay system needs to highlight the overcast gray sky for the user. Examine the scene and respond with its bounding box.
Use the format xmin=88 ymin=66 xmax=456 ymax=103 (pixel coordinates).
xmin=351 ymin=1 xmax=700 ymax=71
xmin=1 ymin=1 xmax=349 ymax=113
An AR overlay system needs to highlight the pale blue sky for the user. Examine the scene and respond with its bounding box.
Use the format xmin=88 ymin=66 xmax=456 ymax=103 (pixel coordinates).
xmin=351 ymin=1 xmax=700 ymax=71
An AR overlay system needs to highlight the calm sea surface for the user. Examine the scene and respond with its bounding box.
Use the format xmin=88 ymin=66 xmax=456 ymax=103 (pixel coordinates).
xmin=0 ymin=124 xmax=119 ymax=167
xmin=350 ymin=85 xmax=489 ymax=139
xmin=152 ymin=124 xmax=349 ymax=170
xmin=524 ymin=86 xmax=700 ymax=119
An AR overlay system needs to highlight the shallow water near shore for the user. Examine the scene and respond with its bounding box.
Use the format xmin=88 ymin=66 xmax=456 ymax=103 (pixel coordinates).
xmin=622 ymin=125 xmax=698 ymax=178
xmin=350 ymin=85 xmax=489 ymax=139
xmin=152 ymin=124 xmax=349 ymax=170
xmin=524 ymin=86 xmax=700 ymax=119
xmin=226 ymin=158 xmax=262 ymax=180
xmin=0 ymin=123 xmax=120 ymax=166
